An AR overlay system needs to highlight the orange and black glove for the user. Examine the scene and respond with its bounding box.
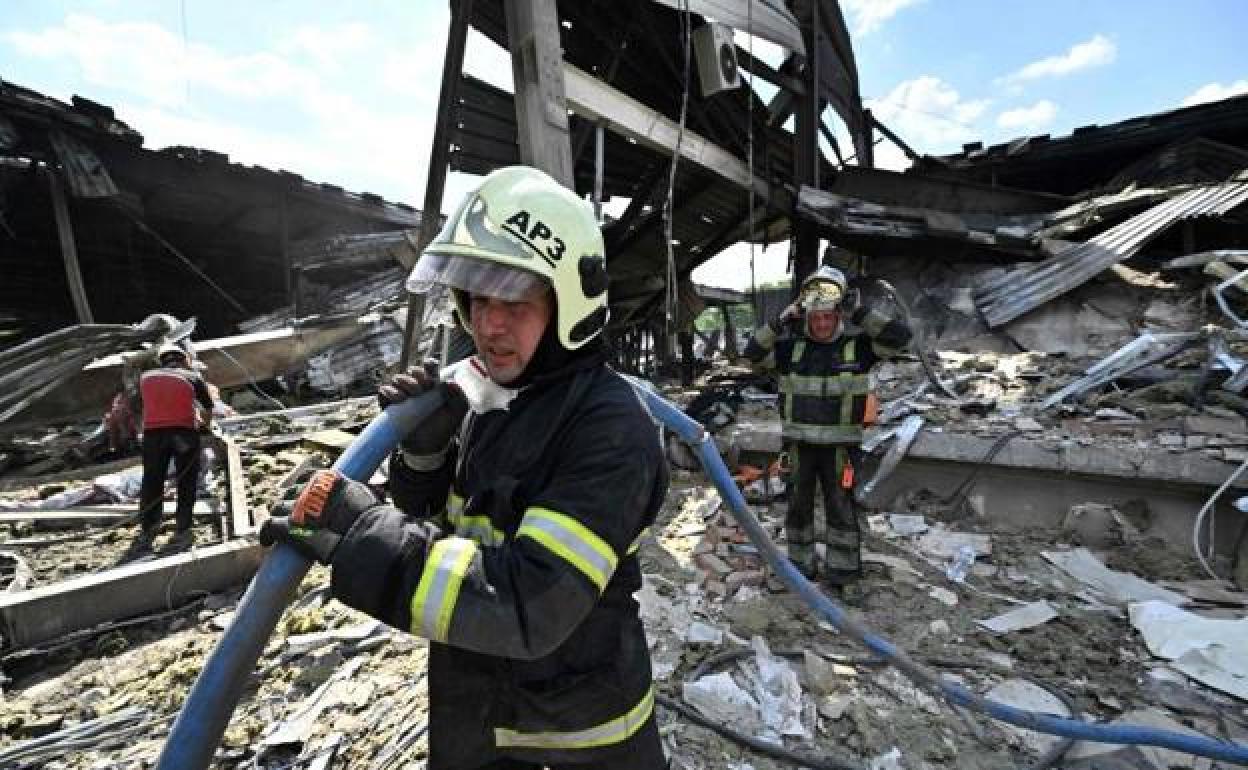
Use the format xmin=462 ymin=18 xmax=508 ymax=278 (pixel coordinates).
xmin=258 ymin=470 xmax=381 ymax=564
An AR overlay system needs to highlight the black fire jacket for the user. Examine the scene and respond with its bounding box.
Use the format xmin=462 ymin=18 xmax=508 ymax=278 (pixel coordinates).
xmin=328 ymin=361 xmax=668 ymax=768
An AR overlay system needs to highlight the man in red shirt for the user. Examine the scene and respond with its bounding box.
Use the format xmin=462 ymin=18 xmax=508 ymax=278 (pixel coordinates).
xmin=135 ymin=343 xmax=214 ymax=550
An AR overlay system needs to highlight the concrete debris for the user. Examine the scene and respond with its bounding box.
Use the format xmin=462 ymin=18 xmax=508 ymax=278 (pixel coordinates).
xmin=1067 ymin=708 xmax=1215 ymax=770
xmin=983 ymin=679 xmax=1071 ymax=753
xmin=1061 ymin=502 xmax=1141 ymax=548
xmin=745 ymin=636 xmax=808 ymax=739
xmin=686 ymin=621 xmax=724 ymax=645
xmin=682 ymin=671 xmax=764 ymax=735
xmin=857 ymin=414 xmax=924 ymax=502
xmin=261 ymin=657 xmax=367 ymax=749
xmin=5 ymin=47 xmax=1248 ymax=770
xmin=868 ymin=746 xmax=904 ymax=770
xmin=868 ymin=513 xmax=929 ymax=537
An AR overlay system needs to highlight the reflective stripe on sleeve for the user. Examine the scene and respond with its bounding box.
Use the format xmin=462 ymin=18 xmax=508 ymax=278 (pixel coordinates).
xmin=494 ymin=686 xmax=654 ymax=750
xmin=445 ymin=492 xmax=506 ymax=546
xmin=517 ymin=507 xmax=618 ymax=592
xmin=627 ymin=526 xmax=651 ymax=555
xmin=410 ymin=536 xmax=478 ymax=643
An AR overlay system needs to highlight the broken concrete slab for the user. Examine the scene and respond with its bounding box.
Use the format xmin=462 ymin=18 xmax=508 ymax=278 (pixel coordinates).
xmin=0 ymin=540 xmax=262 ymax=649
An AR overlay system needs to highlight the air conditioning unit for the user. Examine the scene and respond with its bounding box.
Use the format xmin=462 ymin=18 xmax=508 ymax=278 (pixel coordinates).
xmin=692 ymin=22 xmax=741 ymax=97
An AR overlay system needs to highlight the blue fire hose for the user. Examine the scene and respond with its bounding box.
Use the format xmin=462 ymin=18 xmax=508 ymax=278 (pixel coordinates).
xmin=626 ymin=379 xmax=1248 ymax=766
xmin=160 ymin=382 xmax=1248 ymax=767
xmin=156 ymin=390 xmax=445 ymax=770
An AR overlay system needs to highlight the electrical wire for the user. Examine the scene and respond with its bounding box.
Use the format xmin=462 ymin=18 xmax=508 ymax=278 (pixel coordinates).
xmin=118 ymin=207 xmax=249 ymax=316
xmin=1192 ymin=455 xmax=1248 ymax=580
xmin=662 ymin=0 xmax=691 ymax=338
xmin=746 ymin=0 xmax=758 ymax=327
xmin=211 ymin=343 xmax=290 ymax=411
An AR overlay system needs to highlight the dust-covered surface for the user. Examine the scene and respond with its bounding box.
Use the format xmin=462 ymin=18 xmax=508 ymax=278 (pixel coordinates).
xmin=2 ymin=459 xmax=1244 ymax=769
xmin=1 ymin=355 xmax=1248 ymax=769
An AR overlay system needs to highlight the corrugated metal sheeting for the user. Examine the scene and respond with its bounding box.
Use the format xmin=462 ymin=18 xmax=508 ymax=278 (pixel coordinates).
xmin=975 ymin=178 xmax=1248 ymax=327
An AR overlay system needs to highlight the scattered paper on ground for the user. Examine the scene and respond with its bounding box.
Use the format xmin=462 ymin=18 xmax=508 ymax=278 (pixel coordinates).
xmin=1128 ymin=600 xmax=1248 ymax=701
xmin=977 ymin=600 xmax=1058 ymax=634
xmin=917 ymin=529 xmax=993 ymax=560
xmin=1043 ymin=548 xmax=1185 ymax=606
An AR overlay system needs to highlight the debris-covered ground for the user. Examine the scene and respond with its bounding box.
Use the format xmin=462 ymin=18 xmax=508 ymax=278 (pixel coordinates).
xmin=2 ymin=352 xmax=1247 ymax=770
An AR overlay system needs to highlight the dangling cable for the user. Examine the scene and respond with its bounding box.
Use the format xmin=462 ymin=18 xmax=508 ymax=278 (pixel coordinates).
xmin=663 ymin=0 xmax=692 ymax=339
xmin=747 ymin=0 xmax=758 ymax=325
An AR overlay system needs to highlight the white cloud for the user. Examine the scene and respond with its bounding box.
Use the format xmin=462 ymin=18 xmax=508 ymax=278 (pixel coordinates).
xmin=5 ymin=13 xmax=444 ymax=205
xmin=865 ymin=75 xmax=989 ymax=168
xmin=996 ymin=99 xmax=1058 ymax=131
xmin=6 ymin=13 xmax=337 ymax=107
xmin=1001 ymin=34 xmax=1116 ymax=83
xmin=277 ymin=22 xmax=373 ymax=69
xmin=1182 ymin=79 xmax=1248 ymax=107
xmin=838 ymin=0 xmax=924 ymax=35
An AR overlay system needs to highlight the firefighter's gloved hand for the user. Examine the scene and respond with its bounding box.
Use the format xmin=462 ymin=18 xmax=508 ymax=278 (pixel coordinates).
xmin=772 ymin=302 xmax=803 ymax=332
xmin=379 ymin=359 xmax=469 ymax=468
xmin=258 ymin=470 xmax=380 ymax=564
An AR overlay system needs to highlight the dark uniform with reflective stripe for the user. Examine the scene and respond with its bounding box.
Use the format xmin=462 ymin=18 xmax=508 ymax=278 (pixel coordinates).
xmin=329 ymin=362 xmax=668 ymax=770
xmin=745 ymin=305 xmax=910 ymax=582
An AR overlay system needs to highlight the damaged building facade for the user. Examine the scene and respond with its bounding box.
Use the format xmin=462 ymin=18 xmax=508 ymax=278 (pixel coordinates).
xmin=2 ymin=1 xmax=1248 ymax=769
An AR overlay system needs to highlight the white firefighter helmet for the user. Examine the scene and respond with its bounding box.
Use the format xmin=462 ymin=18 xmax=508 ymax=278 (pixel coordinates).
xmin=406 ymin=166 xmax=609 ymax=351
xmin=799 ymin=265 xmax=848 ymax=311
xmin=157 ymin=342 xmax=189 ymax=365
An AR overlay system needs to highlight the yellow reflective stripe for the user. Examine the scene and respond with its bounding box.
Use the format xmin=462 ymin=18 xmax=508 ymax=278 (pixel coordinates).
xmin=517 ymin=507 xmax=617 ymax=592
xmin=627 ymin=527 xmax=650 ymax=555
xmin=781 ymin=373 xmax=868 ymax=396
xmin=783 ymin=423 xmax=863 ymax=443
xmin=445 ymin=493 xmax=506 ymax=546
xmin=840 ymin=338 xmax=858 ymax=424
xmin=494 ymin=686 xmax=654 ymax=750
xmin=445 ymin=492 xmax=466 ymax=523
xmin=456 ymin=515 xmax=506 ymax=546
xmin=791 ymin=338 xmax=806 ymax=365
xmin=410 ymin=536 xmax=477 ymax=643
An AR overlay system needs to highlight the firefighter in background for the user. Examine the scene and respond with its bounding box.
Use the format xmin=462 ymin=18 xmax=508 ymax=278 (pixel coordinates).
xmin=134 ymin=342 xmax=215 ymax=550
xmin=259 ymin=166 xmax=669 ymax=769
xmin=745 ymin=264 xmax=912 ymax=589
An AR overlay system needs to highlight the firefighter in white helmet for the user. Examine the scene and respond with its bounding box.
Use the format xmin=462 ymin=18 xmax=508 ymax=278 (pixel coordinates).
xmin=260 ymin=166 xmax=669 ymax=769
xmin=745 ymin=261 xmax=912 ymax=596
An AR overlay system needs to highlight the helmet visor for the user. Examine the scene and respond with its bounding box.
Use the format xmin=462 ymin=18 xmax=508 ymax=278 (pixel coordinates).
xmin=406 ymin=252 xmax=548 ymax=302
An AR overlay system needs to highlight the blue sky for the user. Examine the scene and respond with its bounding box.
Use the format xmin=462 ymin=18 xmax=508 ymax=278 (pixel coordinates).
xmin=2 ymin=1 xmax=1245 ymax=289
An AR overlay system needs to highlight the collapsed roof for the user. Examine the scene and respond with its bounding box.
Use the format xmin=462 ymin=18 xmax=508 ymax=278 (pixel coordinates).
xmin=0 ymin=79 xmax=425 ymax=344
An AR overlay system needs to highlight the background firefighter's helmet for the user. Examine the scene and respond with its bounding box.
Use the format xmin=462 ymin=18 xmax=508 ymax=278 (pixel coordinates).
xmin=157 ymin=342 xmax=189 ymax=365
xmin=406 ymin=166 xmax=609 ymax=351
xmin=799 ymin=265 xmax=848 ymax=312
